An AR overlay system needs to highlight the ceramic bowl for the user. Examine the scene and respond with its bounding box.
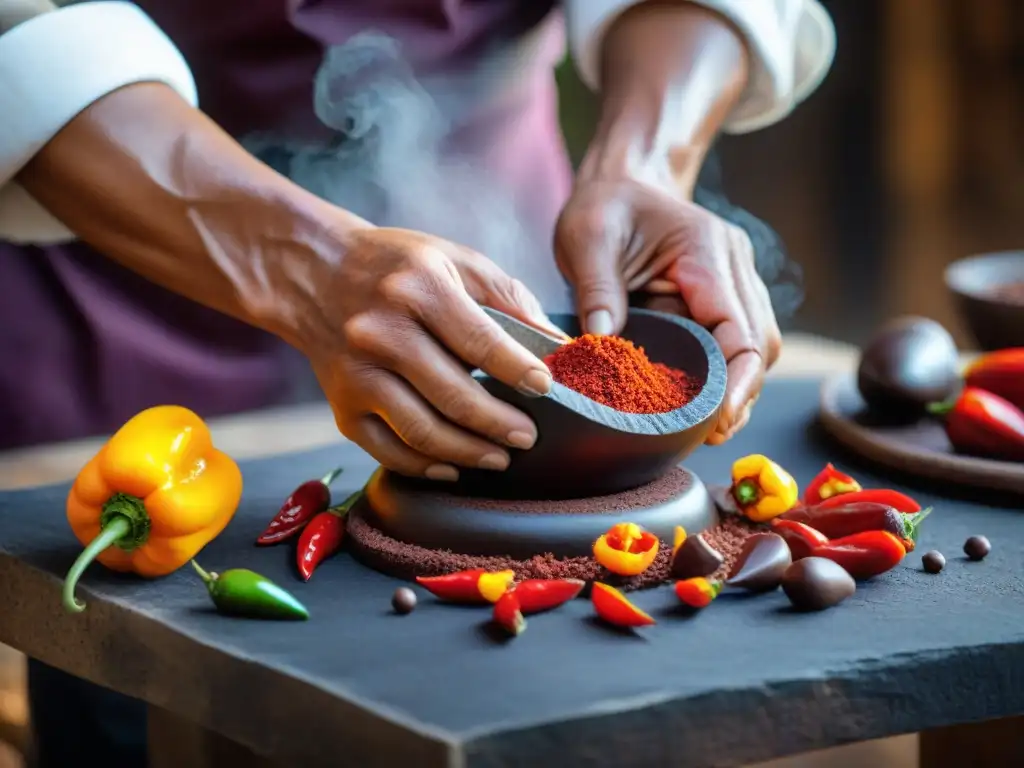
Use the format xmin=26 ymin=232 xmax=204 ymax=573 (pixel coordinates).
xmin=449 ymin=309 xmax=727 ymax=500
xmin=945 ymin=251 xmax=1024 ymax=351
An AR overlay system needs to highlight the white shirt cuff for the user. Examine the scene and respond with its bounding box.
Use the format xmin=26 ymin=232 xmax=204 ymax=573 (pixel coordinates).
xmin=566 ymin=0 xmax=836 ymax=135
xmin=0 ymin=1 xmax=197 ymax=244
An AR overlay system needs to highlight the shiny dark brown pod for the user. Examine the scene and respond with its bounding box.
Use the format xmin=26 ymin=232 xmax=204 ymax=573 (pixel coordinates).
xmin=856 ymin=316 xmax=959 ymax=421
xmin=781 ymin=557 xmax=856 ymax=612
xmin=726 ymin=533 xmax=792 ymax=592
xmin=670 ymin=533 xmax=724 ymax=579
xmin=361 ymin=466 xmax=718 ymax=559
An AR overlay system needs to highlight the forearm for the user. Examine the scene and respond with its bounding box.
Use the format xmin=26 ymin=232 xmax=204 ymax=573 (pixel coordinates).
xmin=18 ymin=82 xmax=369 ymax=339
xmin=580 ymin=2 xmax=748 ymax=196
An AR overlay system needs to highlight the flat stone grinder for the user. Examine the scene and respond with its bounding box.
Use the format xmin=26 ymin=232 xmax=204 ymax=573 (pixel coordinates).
xmin=353 ymin=308 xmax=728 ymax=560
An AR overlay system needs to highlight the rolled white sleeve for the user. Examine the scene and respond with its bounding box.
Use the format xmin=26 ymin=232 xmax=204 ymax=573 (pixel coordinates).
xmin=566 ymin=0 xmax=836 ymax=135
xmin=0 ymin=1 xmax=197 ymax=244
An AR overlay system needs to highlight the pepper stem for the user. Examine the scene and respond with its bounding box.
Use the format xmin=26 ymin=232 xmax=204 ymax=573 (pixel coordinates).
xmin=328 ymin=490 xmax=364 ymax=518
xmin=62 ymin=516 xmax=131 ymax=614
xmin=733 ymin=480 xmax=760 ymax=506
xmin=190 ymin=560 xmax=217 ymax=585
xmin=319 ymin=468 xmax=344 ymax=487
xmin=927 ymin=401 xmax=954 ymax=417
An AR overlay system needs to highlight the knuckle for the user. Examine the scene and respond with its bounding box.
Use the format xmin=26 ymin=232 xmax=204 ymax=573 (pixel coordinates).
xmin=396 ymin=414 xmax=437 ymax=453
xmin=461 ymin=320 xmax=503 ymax=366
xmin=378 ymin=271 xmax=423 ymax=310
xmin=436 ymin=388 xmax=478 ymax=428
xmin=342 ymin=313 xmax=384 ymax=354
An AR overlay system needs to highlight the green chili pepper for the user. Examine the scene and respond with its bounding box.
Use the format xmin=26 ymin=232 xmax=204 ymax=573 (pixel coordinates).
xmin=191 ymin=561 xmax=309 ymax=621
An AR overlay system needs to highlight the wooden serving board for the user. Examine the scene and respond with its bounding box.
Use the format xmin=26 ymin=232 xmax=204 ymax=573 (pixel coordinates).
xmin=818 ymin=372 xmax=1024 ymax=496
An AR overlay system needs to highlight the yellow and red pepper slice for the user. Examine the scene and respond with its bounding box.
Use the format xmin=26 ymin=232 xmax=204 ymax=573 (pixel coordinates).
xmin=674 ymin=577 xmax=722 ymax=609
xmin=591 ymin=583 xmax=656 ymax=627
xmin=803 ymin=463 xmax=861 ymax=505
xmin=730 ymin=454 xmax=799 ymax=522
xmin=593 ymin=522 xmax=660 ymax=576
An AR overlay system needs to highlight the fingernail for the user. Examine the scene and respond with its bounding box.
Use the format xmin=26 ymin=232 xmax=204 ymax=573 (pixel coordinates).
xmin=518 ymin=369 xmax=552 ymax=397
xmin=586 ymin=310 xmax=613 ymax=336
xmin=506 ymin=430 xmax=536 ymax=450
xmin=425 ymin=464 xmax=459 ymax=482
xmin=478 ymin=452 xmax=510 ymax=471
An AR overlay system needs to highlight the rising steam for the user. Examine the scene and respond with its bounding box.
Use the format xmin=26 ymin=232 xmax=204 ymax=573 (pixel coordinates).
xmin=243 ymin=31 xmax=802 ymax=320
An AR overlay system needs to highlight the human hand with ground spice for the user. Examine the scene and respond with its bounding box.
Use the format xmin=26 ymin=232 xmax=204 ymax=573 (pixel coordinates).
xmin=556 ymin=2 xmax=800 ymax=443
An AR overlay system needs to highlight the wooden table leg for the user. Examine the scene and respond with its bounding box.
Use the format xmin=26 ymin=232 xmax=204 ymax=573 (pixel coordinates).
xmin=147 ymin=704 xmax=280 ymax=768
xmin=919 ymin=716 xmax=1024 ymax=767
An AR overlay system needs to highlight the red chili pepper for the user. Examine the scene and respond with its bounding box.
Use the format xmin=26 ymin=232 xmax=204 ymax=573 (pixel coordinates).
xmin=803 ymin=463 xmax=862 ymax=505
xmin=256 ymin=468 xmax=344 ymax=545
xmin=811 ymin=530 xmax=907 ymax=580
xmin=295 ymin=490 xmax=361 ymax=581
xmin=964 ymin=348 xmax=1024 ymax=411
xmin=513 ymin=579 xmax=586 ymax=613
xmin=416 ymin=568 xmax=515 ymax=604
xmin=929 ymin=387 xmax=1024 ymax=462
xmin=815 ymin=488 xmax=921 ymax=513
xmin=780 ymin=502 xmax=932 ymax=552
xmin=674 ymin=577 xmax=722 ymax=609
xmin=591 ymin=582 xmax=655 ymax=628
xmin=770 ymin=519 xmax=831 ymax=560
xmin=493 ymin=592 xmax=527 ymax=636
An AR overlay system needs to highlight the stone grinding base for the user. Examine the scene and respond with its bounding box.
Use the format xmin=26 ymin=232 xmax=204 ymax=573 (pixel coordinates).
xmin=346 ymin=471 xmax=764 ymax=591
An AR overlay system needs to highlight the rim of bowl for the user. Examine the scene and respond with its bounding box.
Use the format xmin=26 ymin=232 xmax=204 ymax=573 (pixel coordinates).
xmin=523 ymin=310 xmax=727 ymax=437
xmin=945 ymin=251 xmax=1024 ymax=306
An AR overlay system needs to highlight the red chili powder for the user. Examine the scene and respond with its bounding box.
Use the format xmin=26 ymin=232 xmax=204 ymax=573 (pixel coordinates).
xmin=544 ymin=334 xmax=700 ymax=414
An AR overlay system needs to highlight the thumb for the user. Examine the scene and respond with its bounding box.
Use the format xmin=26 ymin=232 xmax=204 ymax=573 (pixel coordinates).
xmin=556 ymin=228 xmax=628 ymax=337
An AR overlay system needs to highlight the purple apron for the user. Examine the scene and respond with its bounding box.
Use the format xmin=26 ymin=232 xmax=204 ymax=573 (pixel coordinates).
xmin=0 ymin=0 xmax=573 ymax=450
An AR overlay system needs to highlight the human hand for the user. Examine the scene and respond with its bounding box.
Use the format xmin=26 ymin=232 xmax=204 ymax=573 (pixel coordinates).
xmin=555 ymin=179 xmax=781 ymax=444
xmin=288 ymin=227 xmax=562 ymax=481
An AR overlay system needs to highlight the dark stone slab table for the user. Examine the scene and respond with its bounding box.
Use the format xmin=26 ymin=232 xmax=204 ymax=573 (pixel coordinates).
xmin=2 ymin=379 xmax=1024 ymax=767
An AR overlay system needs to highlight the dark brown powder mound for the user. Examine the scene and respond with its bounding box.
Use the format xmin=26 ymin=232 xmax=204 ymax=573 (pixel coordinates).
xmin=346 ymin=511 xmax=762 ymax=591
xmin=426 ymin=467 xmax=691 ymax=515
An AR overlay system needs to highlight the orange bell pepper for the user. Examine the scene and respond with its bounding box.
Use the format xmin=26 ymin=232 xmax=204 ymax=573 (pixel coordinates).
xmin=63 ymin=406 xmax=242 ymax=613
xmin=592 ymin=522 xmax=660 ymax=576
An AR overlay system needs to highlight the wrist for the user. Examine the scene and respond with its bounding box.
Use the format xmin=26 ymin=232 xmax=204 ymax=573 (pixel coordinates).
xmin=579 ymin=95 xmax=701 ymax=199
xmin=581 ymin=1 xmax=749 ymax=198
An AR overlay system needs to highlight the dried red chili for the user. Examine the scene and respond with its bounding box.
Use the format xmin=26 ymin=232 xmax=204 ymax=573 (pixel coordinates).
xmin=544 ymin=334 xmax=699 ymax=414
xmin=256 ymin=468 xmax=344 ymax=545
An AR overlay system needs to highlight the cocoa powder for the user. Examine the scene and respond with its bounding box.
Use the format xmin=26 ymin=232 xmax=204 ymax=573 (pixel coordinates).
xmin=346 ymin=507 xmax=761 ymax=592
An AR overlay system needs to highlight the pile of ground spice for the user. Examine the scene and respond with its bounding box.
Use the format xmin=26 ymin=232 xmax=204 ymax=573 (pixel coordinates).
xmin=544 ymin=334 xmax=700 ymax=414
xmin=991 ymin=280 xmax=1024 ymax=305
xmin=346 ymin=510 xmax=761 ymax=592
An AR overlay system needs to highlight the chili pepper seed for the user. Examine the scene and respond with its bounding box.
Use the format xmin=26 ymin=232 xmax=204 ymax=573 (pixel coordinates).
xmin=392 ymin=587 xmax=417 ymax=615
xmin=963 ymin=536 xmax=991 ymax=561
xmin=921 ymin=550 xmax=945 ymax=574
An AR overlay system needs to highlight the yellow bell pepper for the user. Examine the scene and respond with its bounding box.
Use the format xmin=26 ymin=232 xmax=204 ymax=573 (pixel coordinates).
xmin=730 ymin=454 xmax=799 ymax=522
xmin=63 ymin=405 xmax=242 ymax=613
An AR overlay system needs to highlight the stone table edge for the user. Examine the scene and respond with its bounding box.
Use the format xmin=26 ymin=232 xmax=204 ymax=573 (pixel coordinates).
xmin=3 ymin=544 xmax=1022 ymax=768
